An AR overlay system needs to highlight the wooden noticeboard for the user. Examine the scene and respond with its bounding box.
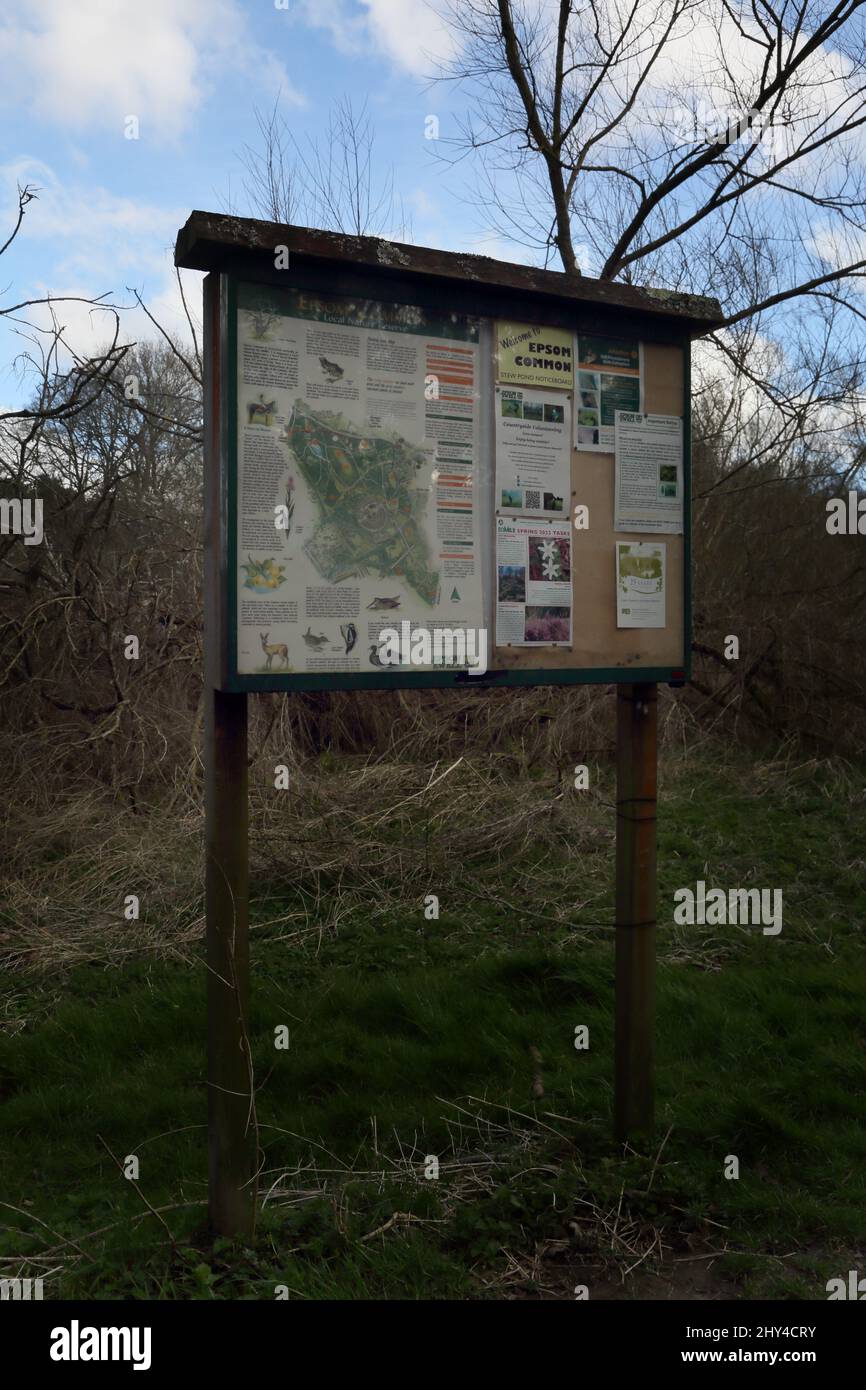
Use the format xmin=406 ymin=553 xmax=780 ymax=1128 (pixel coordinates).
xmin=175 ymin=214 xmax=724 ymax=1236
xmin=177 ymin=214 xmax=721 ymax=696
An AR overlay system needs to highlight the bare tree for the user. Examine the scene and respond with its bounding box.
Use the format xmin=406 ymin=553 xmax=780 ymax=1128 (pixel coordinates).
xmin=430 ymin=1 xmax=866 ymax=737
xmin=0 ymin=180 xmax=140 ymax=569
xmin=239 ymin=94 xmax=410 ymax=239
xmin=437 ymin=3 xmax=866 ymax=300
xmin=433 ymin=4 xmax=866 ymax=451
xmin=1 ymin=184 xmax=131 ymax=426
xmin=0 ymin=340 xmax=205 ymax=802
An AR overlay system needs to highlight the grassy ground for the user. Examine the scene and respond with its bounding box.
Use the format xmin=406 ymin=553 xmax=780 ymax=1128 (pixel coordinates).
xmin=1 ymin=747 xmax=865 ymax=1299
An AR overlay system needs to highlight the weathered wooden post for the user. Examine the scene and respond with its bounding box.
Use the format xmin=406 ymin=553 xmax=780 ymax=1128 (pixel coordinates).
xmin=614 ymin=681 xmax=658 ymax=1141
xmin=205 ymin=688 xmax=256 ymax=1235
xmin=203 ymin=272 xmax=257 ymax=1237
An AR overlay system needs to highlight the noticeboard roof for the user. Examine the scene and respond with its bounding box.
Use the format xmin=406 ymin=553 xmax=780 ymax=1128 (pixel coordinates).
xmin=175 ymin=211 xmax=724 ymax=339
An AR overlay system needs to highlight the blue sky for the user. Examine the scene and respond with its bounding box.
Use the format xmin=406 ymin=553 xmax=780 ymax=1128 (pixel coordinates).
xmin=0 ymin=0 xmax=498 ymax=405
xmin=2 ymin=0 xmax=863 ymax=421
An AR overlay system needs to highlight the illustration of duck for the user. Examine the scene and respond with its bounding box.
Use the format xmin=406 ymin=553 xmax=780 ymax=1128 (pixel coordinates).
xmin=369 ymin=643 xmax=386 ymax=667
xmin=303 ymin=627 xmax=330 ymax=650
xmin=366 ymin=596 xmax=400 ymax=610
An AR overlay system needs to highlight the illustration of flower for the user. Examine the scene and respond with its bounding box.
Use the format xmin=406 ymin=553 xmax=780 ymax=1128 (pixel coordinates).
xmin=529 ymin=536 xmax=569 ymax=583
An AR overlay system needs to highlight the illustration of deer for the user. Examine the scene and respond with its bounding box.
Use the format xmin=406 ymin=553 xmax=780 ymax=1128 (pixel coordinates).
xmin=259 ymin=633 xmax=289 ymax=670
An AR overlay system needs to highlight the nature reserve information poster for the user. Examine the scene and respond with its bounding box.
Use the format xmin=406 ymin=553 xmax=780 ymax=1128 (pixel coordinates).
xmin=496 ymin=320 xmax=575 ymax=389
xmin=576 ymin=335 xmax=642 ymax=450
xmin=614 ymin=411 xmax=684 ymax=533
xmin=494 ymin=385 xmax=571 ymax=516
xmin=616 ymin=541 xmax=667 ymax=627
xmin=495 ymin=517 xmax=573 ymax=646
xmin=235 ymin=286 xmax=483 ymax=676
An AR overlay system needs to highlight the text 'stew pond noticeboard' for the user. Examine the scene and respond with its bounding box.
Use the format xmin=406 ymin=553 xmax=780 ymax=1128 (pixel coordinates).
xmin=181 ymin=216 xmax=723 ymax=693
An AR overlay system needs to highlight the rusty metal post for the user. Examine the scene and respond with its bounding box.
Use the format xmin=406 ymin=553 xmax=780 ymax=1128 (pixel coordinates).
xmin=614 ymin=682 xmax=658 ymax=1141
xmin=205 ymin=686 xmax=256 ymax=1236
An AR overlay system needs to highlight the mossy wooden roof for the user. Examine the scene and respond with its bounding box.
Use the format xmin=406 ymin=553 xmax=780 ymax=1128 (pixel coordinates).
xmin=176 ymin=210 xmax=724 ymax=338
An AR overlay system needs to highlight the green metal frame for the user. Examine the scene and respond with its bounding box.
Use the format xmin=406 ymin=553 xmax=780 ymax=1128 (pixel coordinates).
xmin=216 ymin=271 xmax=691 ymax=694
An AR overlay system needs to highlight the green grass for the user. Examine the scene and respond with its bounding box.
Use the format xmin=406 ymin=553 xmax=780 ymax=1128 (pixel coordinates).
xmin=1 ymin=750 xmax=865 ymax=1299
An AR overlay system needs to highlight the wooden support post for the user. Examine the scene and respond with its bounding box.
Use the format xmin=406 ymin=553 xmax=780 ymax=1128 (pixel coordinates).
xmin=205 ymin=686 xmax=257 ymax=1237
xmin=614 ymin=681 xmax=658 ymax=1142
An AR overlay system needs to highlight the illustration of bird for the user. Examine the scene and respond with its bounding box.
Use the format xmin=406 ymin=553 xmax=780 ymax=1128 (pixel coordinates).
xmin=366 ymin=596 xmax=400 ymax=610
xmin=340 ymin=622 xmax=357 ymax=654
xmin=302 ymin=627 xmax=329 ymax=650
xmin=369 ymin=643 xmax=385 ymax=667
xmin=319 ymin=356 xmax=344 ymax=382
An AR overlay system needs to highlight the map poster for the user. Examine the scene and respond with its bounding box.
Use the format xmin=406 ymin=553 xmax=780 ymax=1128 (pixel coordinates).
xmin=576 ymin=334 xmax=642 ymax=451
xmin=495 ymin=516 xmax=573 ymax=647
xmin=496 ymin=320 xmax=574 ymax=390
xmin=235 ymin=285 xmax=483 ymax=676
xmin=616 ymin=541 xmax=666 ymax=628
xmin=614 ymin=411 xmax=684 ymax=533
xmin=494 ymin=386 xmax=571 ymax=517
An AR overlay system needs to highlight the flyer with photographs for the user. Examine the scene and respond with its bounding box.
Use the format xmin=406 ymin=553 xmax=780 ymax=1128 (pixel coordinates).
xmin=616 ymin=541 xmax=666 ymax=628
xmin=614 ymin=411 xmax=684 ymax=534
xmin=575 ymin=335 xmax=642 ymax=451
xmin=494 ymin=386 xmax=571 ymax=517
xmin=496 ymin=320 xmax=574 ymax=389
xmin=495 ymin=517 xmax=573 ymax=646
xmin=234 ymin=284 xmax=483 ymax=676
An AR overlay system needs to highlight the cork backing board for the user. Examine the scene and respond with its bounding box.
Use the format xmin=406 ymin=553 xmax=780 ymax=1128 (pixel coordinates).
xmin=489 ymin=342 xmax=685 ymax=676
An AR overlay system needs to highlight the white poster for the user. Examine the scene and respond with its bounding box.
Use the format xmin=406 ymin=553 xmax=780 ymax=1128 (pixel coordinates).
xmin=235 ymin=289 xmax=484 ymax=676
xmin=494 ymin=385 xmax=570 ymax=517
xmin=614 ymin=411 xmax=684 ymax=533
xmin=616 ymin=541 xmax=666 ymax=628
xmin=496 ymin=516 xmax=572 ymax=647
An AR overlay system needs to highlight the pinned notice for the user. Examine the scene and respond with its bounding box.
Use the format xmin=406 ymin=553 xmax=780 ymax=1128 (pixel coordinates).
xmin=616 ymin=541 xmax=666 ymax=628
xmin=496 ymin=516 xmax=573 ymax=646
xmin=576 ymin=335 xmax=641 ymax=451
xmin=496 ymin=320 xmax=574 ymax=390
xmin=495 ymin=386 xmax=571 ymax=517
xmin=614 ymin=411 xmax=683 ymax=534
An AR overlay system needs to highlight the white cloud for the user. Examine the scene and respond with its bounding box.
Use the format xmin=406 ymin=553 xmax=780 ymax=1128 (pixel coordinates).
xmin=293 ymin=0 xmax=370 ymax=58
xmin=574 ymin=3 xmax=866 ymax=177
xmin=0 ymin=0 xmax=303 ymax=141
xmin=407 ymin=187 xmax=437 ymax=219
xmin=0 ymin=160 xmax=195 ymax=370
xmin=360 ymin=0 xmax=460 ymax=76
xmin=808 ymin=224 xmax=866 ymax=275
xmin=1 ymin=158 xmax=184 ymax=282
xmin=7 ymin=257 xmax=198 ymax=380
xmin=296 ymin=0 xmax=459 ymax=77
